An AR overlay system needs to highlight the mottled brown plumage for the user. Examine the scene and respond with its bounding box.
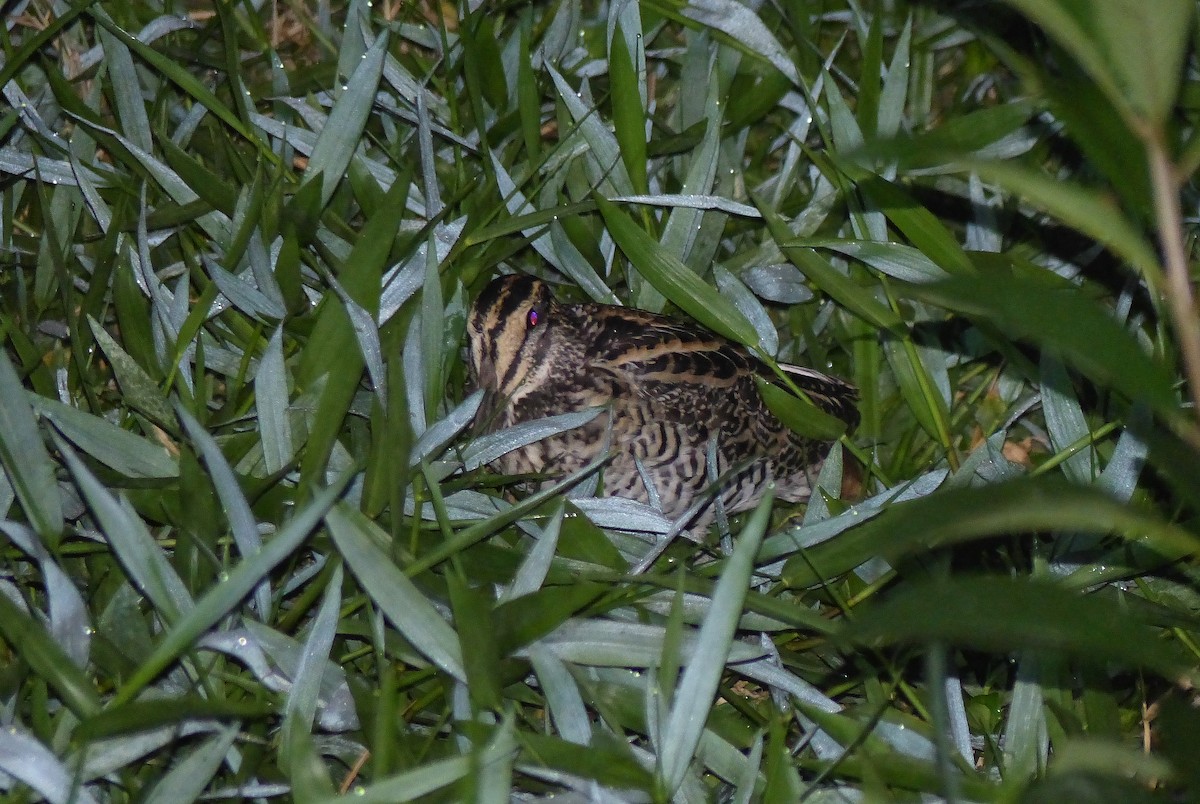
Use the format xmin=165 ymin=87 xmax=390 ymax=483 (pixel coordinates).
xmin=466 ymin=273 xmax=858 ymax=533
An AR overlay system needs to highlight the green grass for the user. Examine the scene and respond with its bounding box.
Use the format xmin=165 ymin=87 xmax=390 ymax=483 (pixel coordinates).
xmin=2 ymin=0 xmax=1200 ymax=800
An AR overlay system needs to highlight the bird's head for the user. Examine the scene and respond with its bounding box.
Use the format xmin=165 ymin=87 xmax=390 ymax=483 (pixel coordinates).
xmin=466 ymin=273 xmax=556 ymax=397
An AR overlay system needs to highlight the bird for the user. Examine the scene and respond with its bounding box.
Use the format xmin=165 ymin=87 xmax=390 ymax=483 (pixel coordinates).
xmin=465 ymin=273 xmax=859 ymax=534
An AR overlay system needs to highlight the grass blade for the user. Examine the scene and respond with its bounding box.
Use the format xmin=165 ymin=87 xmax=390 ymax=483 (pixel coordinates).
xmin=659 ymin=489 xmax=773 ymax=793
xmin=0 ymin=350 xmax=62 ymax=542
xmin=327 ymin=503 xmax=466 ymax=681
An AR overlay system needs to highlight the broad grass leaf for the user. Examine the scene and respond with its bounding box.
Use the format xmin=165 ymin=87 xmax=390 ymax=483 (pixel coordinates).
xmin=87 ymin=317 xmax=174 ymax=427
xmin=1003 ymin=0 xmax=1192 ymax=128
xmin=1003 ymin=653 xmax=1048 ymax=780
xmin=326 ymin=503 xmax=466 ymax=681
xmin=658 ymin=78 xmax=724 ymax=266
xmin=753 ymin=376 xmax=847 ymax=440
xmin=177 ymin=405 xmax=270 ymax=617
xmin=881 ymin=333 xmax=952 ymax=447
xmin=1040 ymin=355 xmax=1096 ymax=484
xmin=494 ymin=582 xmax=610 ymax=655
xmin=824 ymin=67 xmax=864 ymax=155
xmin=329 ymin=267 xmax=387 ymax=408
xmin=515 ymin=732 xmax=656 ymax=792
xmin=231 ymin=621 xmax=358 ymax=731
xmin=963 ymin=160 xmax=1161 ymax=283
xmin=158 ymin=137 xmax=239 ymax=215
xmin=401 ymin=315 xmax=428 ymax=435
xmin=58 ymin=437 xmax=193 ymax=625
xmin=111 ymin=257 xmax=159 ymax=381
xmin=536 ymin=619 xmax=766 ymax=668
xmin=309 ymin=755 xmax=474 ymax=803
xmin=256 ymin=326 xmax=295 ymax=475
xmin=516 ymin=24 xmax=541 ymax=157
xmin=204 ymin=257 xmax=286 ymax=320
xmin=678 ymin=0 xmax=800 ymax=86
xmin=380 ymin=247 xmax=427 ymax=323
xmin=862 ymin=103 xmax=1039 ymax=169
xmin=877 ymin=17 xmax=911 ymax=139
xmin=295 ymin=177 xmax=402 ymax=487
xmin=502 ymin=504 xmax=565 ymax=601
xmin=141 ymin=726 xmax=238 ymax=804
xmin=111 ymin=666 xmax=245 ymax=745
xmin=0 ymin=591 xmax=100 ymax=719
xmin=297 ymin=153 xmax=400 ymax=385
xmin=464 ymin=198 xmax=595 ymax=249
xmin=308 ymin=712 xmax=519 ymax=804
xmin=595 ymin=195 xmax=758 ymax=346
xmin=284 ymin=725 xmax=335 ymax=801
xmin=95 ymin=19 xmax=152 ymax=153
xmin=609 ymin=23 xmax=648 ymax=195
xmin=759 ymin=468 xmax=947 ymax=564
xmin=418 ymin=241 xmax=443 ymax=422
xmin=0 ymin=351 xmax=62 ymax=541
xmin=304 ymin=34 xmax=387 ymax=207
xmin=742 ymin=264 xmax=814 ymax=304
xmin=548 ymin=66 xmax=634 ymax=196
xmin=659 ymin=489 xmax=771 ymax=792
xmin=1 ymin=523 xmax=90 ymax=667
xmin=794 ymin=704 xmax=999 ymax=799
xmin=528 ymin=646 xmax=592 ymax=745
xmin=489 ymin=154 xmax=616 ymax=304
xmin=461 ymin=14 xmax=506 ymax=112
xmin=0 ymin=727 xmax=100 ymax=804
xmin=403 ymin=454 xmax=612 ymax=577
xmin=899 ymin=272 xmax=1178 ymax=418
xmin=281 ymin=564 xmax=343 ymax=769
xmin=804 ymin=239 xmax=950 ymax=283
xmin=617 ymin=194 xmax=760 ymax=218
xmin=768 ymin=235 xmax=905 ymax=336
xmin=69 ymin=149 xmax=113 ymax=232
xmin=414 ymin=77 xmax=443 ymax=218
xmin=410 ymin=390 xmax=482 ymax=467
xmin=858 ymin=177 xmax=976 ymax=276
xmin=35 ymin=186 xmax=81 ymax=310
xmin=473 ymin=720 xmax=516 ymax=804
xmin=840 ymin=575 xmax=1189 ymax=680
xmin=86 ymin=12 xmax=265 ymax=157
xmin=715 ymin=265 xmax=777 ymax=354
xmin=111 ymin=473 xmax=352 ymax=705
xmin=764 ymin=718 xmax=804 ymax=798
xmin=447 ymin=574 xmax=504 ymax=710
xmin=569 ymin=496 xmax=672 ymax=541
xmin=856 ymin=13 xmax=883 ymax=136
xmin=783 ymin=478 xmax=1198 ymax=588
xmin=731 ymin=731 xmax=765 ymax=804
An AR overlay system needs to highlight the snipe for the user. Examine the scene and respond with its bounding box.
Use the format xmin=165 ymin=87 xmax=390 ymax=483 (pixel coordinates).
xmin=466 ymin=273 xmax=858 ymax=533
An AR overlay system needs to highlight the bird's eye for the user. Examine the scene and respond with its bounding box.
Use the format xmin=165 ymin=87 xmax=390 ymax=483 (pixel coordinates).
xmin=528 ymin=309 xmax=540 ymax=328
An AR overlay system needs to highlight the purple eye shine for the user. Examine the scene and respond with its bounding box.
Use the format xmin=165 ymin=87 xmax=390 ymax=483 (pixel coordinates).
xmin=528 ymin=309 xmax=539 ymax=327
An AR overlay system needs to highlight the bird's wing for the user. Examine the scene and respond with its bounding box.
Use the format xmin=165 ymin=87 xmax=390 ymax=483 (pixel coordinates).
xmin=578 ymin=304 xmax=859 ymax=427
xmin=584 ymin=307 xmax=753 ymax=392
